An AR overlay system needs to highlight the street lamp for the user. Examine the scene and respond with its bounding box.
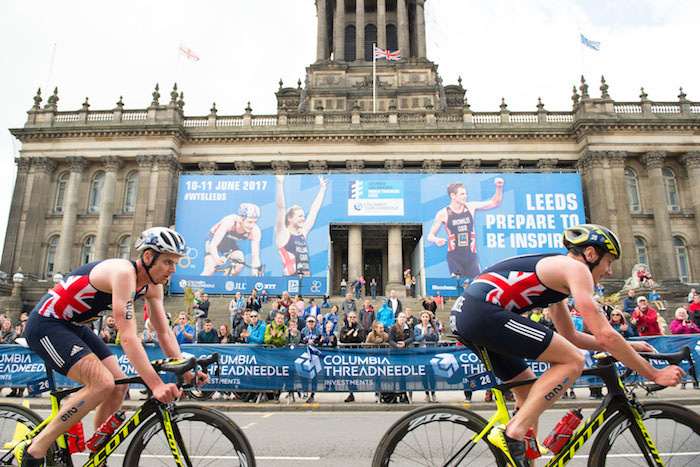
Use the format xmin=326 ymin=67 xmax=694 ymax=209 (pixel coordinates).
xmin=297 ymin=266 xmax=304 ymax=295
xmin=12 ymin=269 xmax=24 ymax=284
xmin=52 ymin=272 xmax=64 ymax=285
xmin=451 ymin=271 xmax=461 ymax=297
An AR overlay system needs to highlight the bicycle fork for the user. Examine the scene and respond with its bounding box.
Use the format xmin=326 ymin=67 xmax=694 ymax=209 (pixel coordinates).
xmin=158 ymin=404 xmax=193 ymax=467
xmin=622 ymin=404 xmax=664 ymax=467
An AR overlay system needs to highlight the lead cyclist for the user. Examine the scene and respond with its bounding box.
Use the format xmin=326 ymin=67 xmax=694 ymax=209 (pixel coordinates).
xmin=17 ymin=227 xmax=208 ymax=466
xmin=450 ymin=224 xmax=685 ymax=467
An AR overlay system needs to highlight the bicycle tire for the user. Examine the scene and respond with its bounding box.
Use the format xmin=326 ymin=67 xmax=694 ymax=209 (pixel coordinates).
xmin=124 ymin=404 xmax=255 ymax=466
xmin=588 ymin=402 xmax=700 ymax=467
xmin=187 ymin=390 xmax=215 ymax=401
xmin=372 ymin=405 xmax=507 ymax=467
xmin=0 ymin=403 xmax=61 ymax=466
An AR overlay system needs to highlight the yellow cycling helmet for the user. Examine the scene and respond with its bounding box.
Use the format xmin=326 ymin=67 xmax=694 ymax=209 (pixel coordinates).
xmin=563 ymin=224 xmax=621 ymax=269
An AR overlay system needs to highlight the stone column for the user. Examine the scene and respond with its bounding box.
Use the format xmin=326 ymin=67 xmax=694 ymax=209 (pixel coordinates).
xmin=348 ymin=225 xmax=363 ymax=292
xmin=130 ymin=156 xmax=155 ymax=257
xmin=415 ymin=0 xmax=426 ymax=58
xmin=1 ymin=158 xmax=30 ymax=273
xmin=377 ymin=0 xmax=387 ymax=49
xmin=356 ymin=0 xmax=365 ymax=61
xmin=578 ymin=151 xmax=610 ymax=227
xmin=153 ymin=155 xmax=179 ymax=227
xmin=316 ymin=0 xmax=329 ymax=61
xmin=55 ymin=157 xmax=88 ymax=274
xmin=20 ymin=157 xmax=56 ymax=275
xmin=607 ymin=152 xmax=635 ymax=277
xmin=397 ymin=0 xmax=410 ymax=58
xmin=95 ymin=156 xmax=123 ymax=260
xmin=387 ymin=225 xmax=404 ymax=296
xmin=333 ymin=0 xmax=345 ymax=61
xmin=642 ymin=151 xmax=676 ymax=280
xmin=681 ymin=151 xmax=700 ymax=279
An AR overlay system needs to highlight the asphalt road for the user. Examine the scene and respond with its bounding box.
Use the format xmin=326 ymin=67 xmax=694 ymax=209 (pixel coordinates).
xmin=29 ymin=404 xmax=700 ymax=466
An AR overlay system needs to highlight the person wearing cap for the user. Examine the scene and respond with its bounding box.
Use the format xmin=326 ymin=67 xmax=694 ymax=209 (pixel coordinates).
xmin=300 ymin=315 xmax=322 ymax=346
xmin=264 ymin=311 xmax=288 ymax=348
xmin=631 ymin=296 xmax=662 ymax=336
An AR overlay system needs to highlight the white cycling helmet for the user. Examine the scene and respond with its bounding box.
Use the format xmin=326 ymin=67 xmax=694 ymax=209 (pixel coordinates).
xmin=135 ymin=227 xmax=187 ymax=257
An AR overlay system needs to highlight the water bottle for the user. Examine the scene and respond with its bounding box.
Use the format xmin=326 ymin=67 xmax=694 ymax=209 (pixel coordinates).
xmin=65 ymin=422 xmax=85 ymax=453
xmin=523 ymin=427 xmax=541 ymax=460
xmin=86 ymin=409 xmax=126 ymax=452
xmin=543 ymin=408 xmax=583 ymax=454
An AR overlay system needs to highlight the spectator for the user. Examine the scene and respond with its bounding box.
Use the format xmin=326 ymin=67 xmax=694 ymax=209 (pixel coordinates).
xmin=594 ymin=282 xmax=604 ymax=297
xmin=100 ymin=315 xmax=119 ymax=344
xmin=689 ymin=295 xmax=700 ymax=328
xmin=352 ymin=276 xmax=362 ymax=299
xmin=284 ymin=319 xmax=301 ymax=347
xmin=414 ymin=311 xmax=439 ymax=347
xmin=14 ymin=314 xmax=28 ymax=339
xmin=404 ymin=307 xmax=417 ymax=329
xmin=264 ymin=311 xmax=288 ymax=348
xmin=278 ymin=291 xmax=293 ymax=312
xmin=422 ymin=296 xmax=437 ymax=314
xmin=285 ymin=306 xmax=305 ymax=331
xmin=229 ymin=291 xmax=245 ymax=329
xmin=247 ymin=289 xmax=262 ymax=312
xmin=404 ymin=271 xmax=412 ymax=297
xmin=389 ymin=312 xmax=414 ymax=349
xmin=140 ymin=318 xmax=159 ymax=346
xmin=388 ymin=289 xmax=402 ymax=316
xmin=637 ymin=266 xmax=655 ymax=287
xmin=340 ymin=278 xmax=347 ymax=296
xmin=1 ymin=318 xmax=17 ymax=344
xmin=322 ymin=292 xmax=330 ymax=309
xmin=173 ymin=313 xmax=195 ymax=344
xmin=540 ymin=308 xmax=556 ymax=332
xmin=377 ymin=298 xmax=395 ymax=329
xmin=622 ymin=289 xmax=637 ymax=314
xmin=670 ymin=307 xmax=700 ymax=335
xmin=300 ymin=316 xmax=322 ymax=345
xmin=411 ymin=277 xmax=416 ymax=298
xmin=365 ymin=321 xmax=389 ymax=345
xmin=294 ymin=294 xmax=305 ymax=317
xmin=218 ymin=324 xmax=233 ymax=344
xmin=529 ymin=308 xmax=544 ymax=323
xmin=304 ymin=298 xmax=321 ymax=320
xmin=340 ymin=312 xmax=365 ymax=344
xmin=322 ymin=304 xmax=340 ymax=335
xmin=610 ymin=309 xmax=634 ymax=339
xmin=358 ymin=300 xmax=376 ymax=331
xmin=602 ymin=297 xmax=614 ymax=320
xmin=622 ymin=311 xmax=639 ymax=337
xmin=260 ymin=289 xmax=269 ymax=303
xmin=370 ymin=278 xmax=377 ymax=300
xmin=631 ymin=296 xmax=662 ymax=336
xmin=246 ymin=311 xmax=266 ymax=344
xmin=265 ymin=301 xmax=282 ymax=324
xmin=570 ymin=308 xmax=583 ymax=332
xmin=648 ymin=289 xmax=664 ymax=311
xmin=688 ymin=288 xmax=697 ymax=304
xmin=193 ymin=293 xmax=210 ymax=335
xmin=234 ymin=309 xmax=252 ymax=343
xmin=319 ymin=320 xmax=338 ymax=347
xmin=340 ymin=293 xmax=357 ymax=325
xmin=197 ymin=319 xmax=218 ymax=343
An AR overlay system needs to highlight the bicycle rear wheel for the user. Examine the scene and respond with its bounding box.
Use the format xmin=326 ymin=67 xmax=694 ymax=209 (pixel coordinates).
xmin=124 ymin=404 xmax=255 ymax=466
xmin=588 ymin=402 xmax=700 ymax=466
xmin=0 ymin=403 xmax=60 ymax=466
xmin=372 ymin=405 xmax=506 ymax=467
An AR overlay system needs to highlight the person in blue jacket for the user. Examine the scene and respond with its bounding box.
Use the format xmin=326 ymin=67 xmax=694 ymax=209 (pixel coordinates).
xmin=377 ymin=298 xmax=395 ymax=329
xmin=246 ymin=311 xmax=266 ymax=344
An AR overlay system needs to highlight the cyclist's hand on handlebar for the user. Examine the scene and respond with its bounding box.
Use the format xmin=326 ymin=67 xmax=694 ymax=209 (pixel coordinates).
xmin=630 ymin=341 xmax=656 ymax=353
xmin=153 ymin=382 xmax=182 ymax=403
xmin=215 ymin=256 xmax=227 ymax=266
xmin=654 ymin=365 xmax=686 ymax=387
xmin=184 ymin=369 xmax=210 ymax=388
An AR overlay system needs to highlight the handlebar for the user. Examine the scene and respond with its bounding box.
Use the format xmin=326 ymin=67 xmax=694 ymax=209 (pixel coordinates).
xmin=610 ymin=345 xmax=698 ymax=392
xmin=151 ymin=352 xmax=220 ymax=388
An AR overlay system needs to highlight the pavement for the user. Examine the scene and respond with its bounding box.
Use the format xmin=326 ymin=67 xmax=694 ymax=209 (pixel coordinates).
xmin=5 ymin=384 xmax=699 ymax=412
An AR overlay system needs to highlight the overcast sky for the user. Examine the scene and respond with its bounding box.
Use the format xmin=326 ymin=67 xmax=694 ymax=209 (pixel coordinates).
xmin=0 ymin=0 xmax=697 ymax=261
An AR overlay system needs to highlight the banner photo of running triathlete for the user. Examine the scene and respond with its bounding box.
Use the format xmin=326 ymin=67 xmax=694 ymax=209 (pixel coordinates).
xmin=171 ymin=172 xmax=583 ymax=296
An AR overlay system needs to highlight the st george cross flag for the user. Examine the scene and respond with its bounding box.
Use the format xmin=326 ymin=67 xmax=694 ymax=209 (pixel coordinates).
xmin=179 ymin=44 xmax=200 ymax=62
xmin=374 ymin=46 xmax=401 ymax=61
xmin=580 ymin=34 xmax=600 ymax=51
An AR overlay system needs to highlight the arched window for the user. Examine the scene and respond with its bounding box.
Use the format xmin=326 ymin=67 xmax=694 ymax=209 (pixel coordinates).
xmin=82 ymin=235 xmax=96 ymax=264
xmin=624 ymin=168 xmax=640 ymax=213
xmin=386 ymin=24 xmax=398 ymax=51
xmin=674 ymin=236 xmax=690 ymax=282
xmin=344 ymin=25 xmax=356 ymax=61
xmin=55 ymin=172 xmax=69 ymax=213
xmin=124 ymin=171 xmax=138 ymax=213
xmin=662 ymin=168 xmax=679 ymax=212
xmin=364 ymin=24 xmax=377 ymax=61
xmin=634 ymin=237 xmax=648 ymax=266
xmin=45 ymin=235 xmax=60 ymax=277
xmin=89 ymin=171 xmax=105 ymax=213
xmin=118 ymin=236 xmax=131 ymax=259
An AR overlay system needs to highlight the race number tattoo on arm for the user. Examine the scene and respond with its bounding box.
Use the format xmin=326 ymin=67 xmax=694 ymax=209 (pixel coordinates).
xmin=544 ymin=377 xmax=570 ymax=402
xmin=125 ymin=292 xmax=135 ymax=320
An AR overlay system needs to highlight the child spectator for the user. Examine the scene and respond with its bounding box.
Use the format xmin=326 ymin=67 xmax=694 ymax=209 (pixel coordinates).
xmin=284 ymin=319 xmax=301 ymax=347
xmin=414 ymin=311 xmax=439 ymax=347
xmin=365 ymin=321 xmax=389 ymax=345
xmin=319 ymin=320 xmax=337 ymax=347
xmin=100 ymin=315 xmax=119 ymax=344
xmin=388 ymin=312 xmax=414 ymax=349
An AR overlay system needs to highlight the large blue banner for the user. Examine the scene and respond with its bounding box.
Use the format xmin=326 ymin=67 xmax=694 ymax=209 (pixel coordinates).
xmin=2 ymin=336 xmax=697 ymax=392
xmin=173 ymin=173 xmax=584 ymax=296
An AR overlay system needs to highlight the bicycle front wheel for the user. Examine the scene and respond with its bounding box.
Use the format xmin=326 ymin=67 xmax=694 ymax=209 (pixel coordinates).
xmin=0 ymin=403 xmax=60 ymax=466
xmin=124 ymin=404 xmax=255 ymax=466
xmin=588 ymin=402 xmax=700 ymax=466
xmin=372 ymin=405 xmax=506 ymax=467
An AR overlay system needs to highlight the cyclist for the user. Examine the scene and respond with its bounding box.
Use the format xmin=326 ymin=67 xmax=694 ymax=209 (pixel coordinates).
xmin=201 ymin=203 xmax=262 ymax=276
xmin=450 ymin=224 xmax=685 ymax=467
xmin=18 ymin=227 xmax=209 ymax=466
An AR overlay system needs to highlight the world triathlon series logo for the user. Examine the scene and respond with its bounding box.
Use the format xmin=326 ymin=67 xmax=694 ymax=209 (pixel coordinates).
xmin=294 ymin=348 xmax=322 ymax=379
xmin=349 ymin=180 xmax=363 ymax=199
xmin=430 ymin=353 xmax=459 ymax=379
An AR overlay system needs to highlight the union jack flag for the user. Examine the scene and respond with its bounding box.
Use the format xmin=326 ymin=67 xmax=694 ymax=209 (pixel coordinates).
xmin=374 ymin=46 xmax=401 ymax=61
xmin=472 ymin=271 xmax=546 ymax=311
xmin=179 ymin=44 xmax=200 ymax=62
xmin=39 ymin=275 xmax=97 ymax=320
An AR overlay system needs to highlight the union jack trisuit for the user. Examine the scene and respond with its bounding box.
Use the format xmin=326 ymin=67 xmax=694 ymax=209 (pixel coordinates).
xmin=24 ymin=260 xmax=147 ymax=375
xmin=449 ymin=253 xmax=569 ymax=381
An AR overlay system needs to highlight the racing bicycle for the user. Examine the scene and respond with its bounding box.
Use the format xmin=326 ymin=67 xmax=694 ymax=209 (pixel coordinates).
xmin=0 ymin=352 xmax=255 ymax=466
xmin=373 ymin=341 xmax=700 ymax=466
xmin=214 ymin=251 xmax=265 ymax=277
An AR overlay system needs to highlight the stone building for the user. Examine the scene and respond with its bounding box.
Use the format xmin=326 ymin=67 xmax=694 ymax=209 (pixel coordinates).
xmin=3 ymin=0 xmax=700 ymax=310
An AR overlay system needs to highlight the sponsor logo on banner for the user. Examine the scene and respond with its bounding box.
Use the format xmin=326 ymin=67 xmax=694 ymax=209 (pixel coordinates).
xmin=288 ymin=280 xmax=299 ymax=294
xmin=348 ymin=179 xmax=404 ymax=216
xmin=295 ymin=350 xmax=322 ymax=379
xmin=430 ymin=353 xmax=459 ymax=378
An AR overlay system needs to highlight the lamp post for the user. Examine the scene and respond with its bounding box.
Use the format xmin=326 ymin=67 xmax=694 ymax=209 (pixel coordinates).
xmin=52 ymin=272 xmax=63 ymax=285
xmin=451 ymin=271 xmax=461 ymax=297
xmin=297 ymin=266 xmax=305 ymax=295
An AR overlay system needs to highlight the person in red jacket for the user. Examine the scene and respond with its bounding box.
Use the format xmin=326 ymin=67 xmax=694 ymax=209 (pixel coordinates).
xmin=631 ymin=296 xmax=662 ymax=336
xmin=688 ymin=294 xmax=700 ymax=328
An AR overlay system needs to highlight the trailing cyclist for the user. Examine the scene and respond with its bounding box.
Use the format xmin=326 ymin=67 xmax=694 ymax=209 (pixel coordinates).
xmin=18 ymin=227 xmax=208 ymax=466
xmin=450 ymin=224 xmax=685 ymax=467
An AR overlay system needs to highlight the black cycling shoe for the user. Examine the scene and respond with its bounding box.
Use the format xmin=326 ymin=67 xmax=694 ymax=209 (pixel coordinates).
xmin=14 ymin=440 xmax=44 ymax=467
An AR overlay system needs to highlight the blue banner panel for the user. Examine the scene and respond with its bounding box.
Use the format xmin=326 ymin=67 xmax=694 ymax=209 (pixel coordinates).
xmin=2 ymin=336 xmax=697 ymax=392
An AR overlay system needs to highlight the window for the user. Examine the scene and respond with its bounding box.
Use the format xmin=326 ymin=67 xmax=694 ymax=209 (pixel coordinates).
xmin=344 ymin=25 xmax=356 ymax=61
xmin=45 ymin=235 xmax=60 ymax=277
xmin=82 ymin=235 xmax=96 ymax=264
xmin=89 ymin=171 xmax=105 ymax=213
xmin=634 ymin=237 xmax=648 ymax=266
xmin=55 ymin=172 xmax=69 ymax=213
xmin=124 ymin=171 xmax=138 ymax=213
xmin=118 ymin=236 xmax=131 ymax=259
xmin=364 ymin=24 xmax=377 ymax=61
xmin=624 ymin=168 xmax=640 ymax=213
xmin=674 ymin=236 xmax=690 ymax=282
xmin=386 ymin=24 xmax=398 ymax=51
xmin=662 ymin=168 xmax=679 ymax=212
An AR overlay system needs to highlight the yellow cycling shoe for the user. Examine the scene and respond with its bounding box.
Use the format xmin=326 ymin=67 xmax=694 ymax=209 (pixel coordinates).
xmin=14 ymin=440 xmax=44 ymax=467
xmin=487 ymin=425 xmax=530 ymax=467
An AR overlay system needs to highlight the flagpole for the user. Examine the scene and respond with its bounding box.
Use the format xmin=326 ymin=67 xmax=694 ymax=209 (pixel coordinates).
xmin=578 ymin=28 xmax=586 ymax=78
xmin=174 ymin=39 xmax=182 ymax=84
xmin=45 ymin=43 xmax=57 ymax=92
xmin=373 ymin=42 xmax=377 ymax=114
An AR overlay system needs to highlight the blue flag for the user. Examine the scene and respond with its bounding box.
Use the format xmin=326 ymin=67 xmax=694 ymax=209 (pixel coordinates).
xmin=581 ymin=33 xmax=601 ymax=51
